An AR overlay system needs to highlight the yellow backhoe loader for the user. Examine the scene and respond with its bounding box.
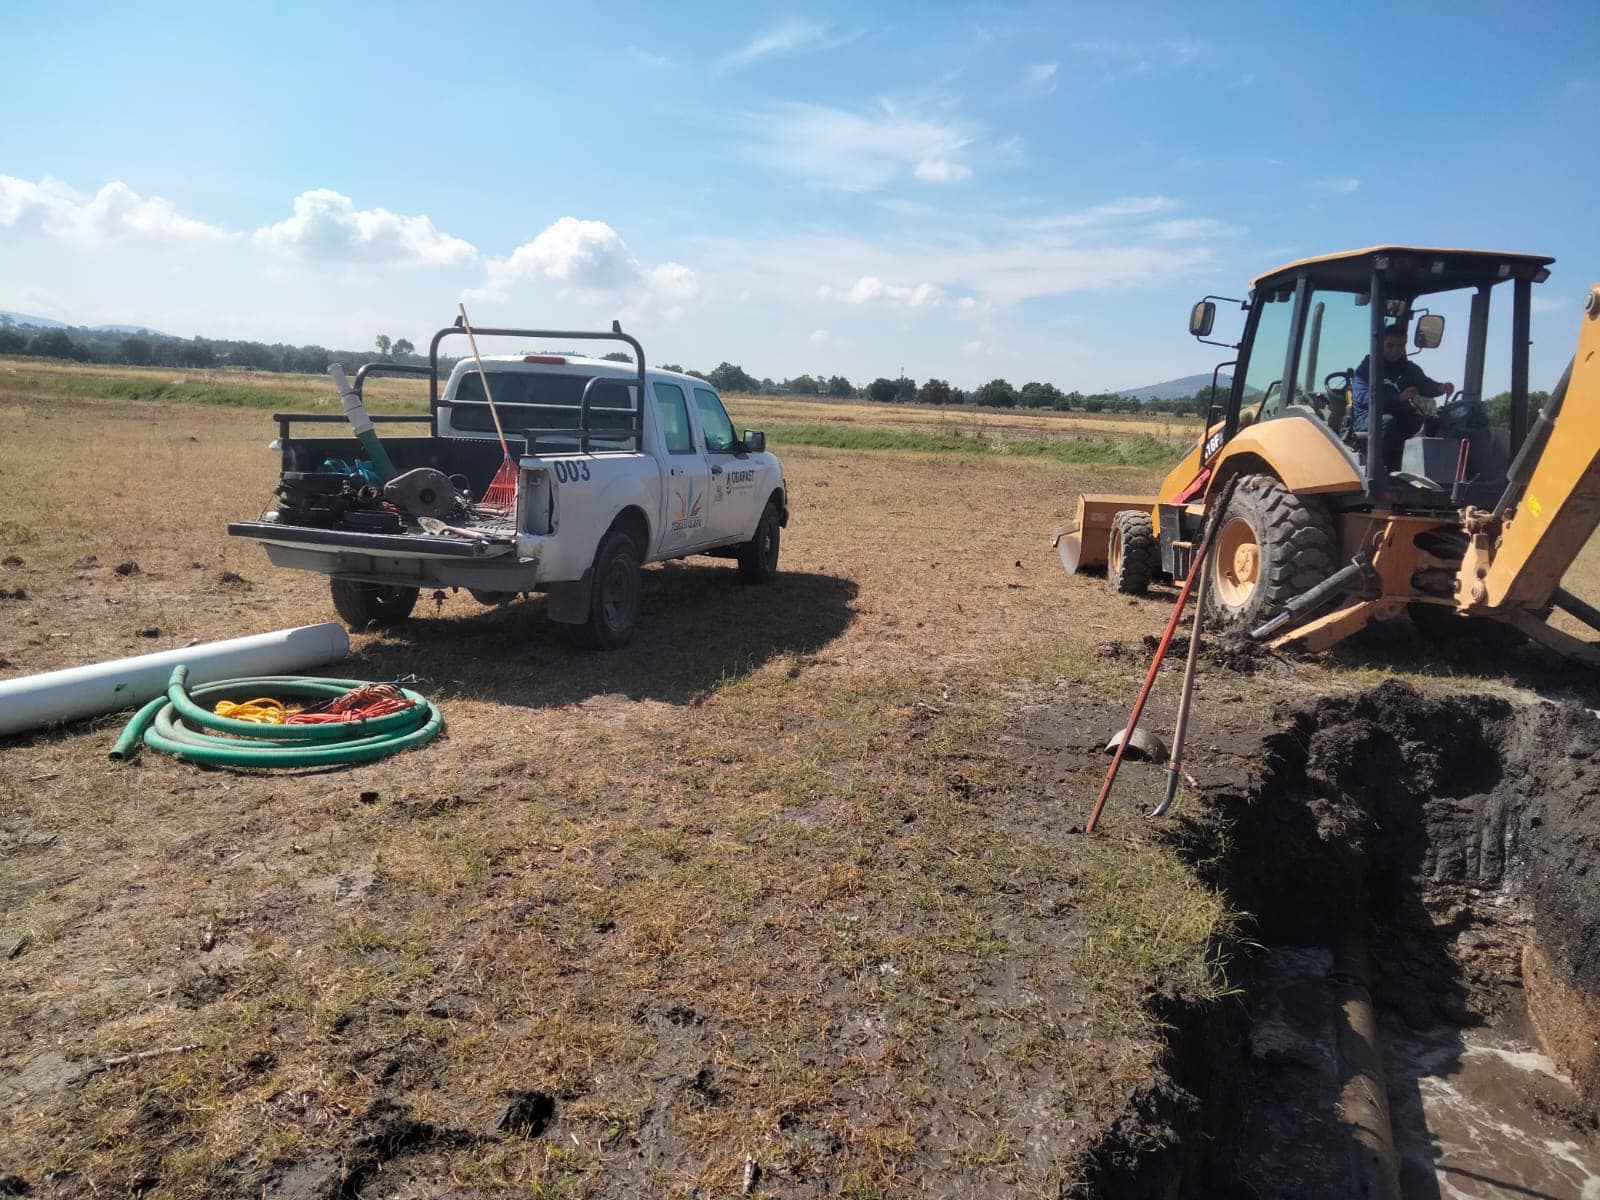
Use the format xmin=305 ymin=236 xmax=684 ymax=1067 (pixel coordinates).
xmin=1053 ymin=246 xmax=1600 ymax=665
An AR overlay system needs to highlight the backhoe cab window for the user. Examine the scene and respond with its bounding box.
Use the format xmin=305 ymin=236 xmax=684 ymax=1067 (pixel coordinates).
xmin=1241 ymin=290 xmax=1294 ymax=422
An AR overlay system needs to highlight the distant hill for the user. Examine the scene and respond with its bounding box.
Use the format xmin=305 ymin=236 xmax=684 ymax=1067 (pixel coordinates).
xmin=0 ymin=310 xmax=173 ymax=338
xmin=1117 ymin=372 xmax=1232 ymax=402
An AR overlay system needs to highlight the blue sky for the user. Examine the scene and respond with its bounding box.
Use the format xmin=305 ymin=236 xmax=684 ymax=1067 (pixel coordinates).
xmin=3 ymin=0 xmax=1598 ymax=391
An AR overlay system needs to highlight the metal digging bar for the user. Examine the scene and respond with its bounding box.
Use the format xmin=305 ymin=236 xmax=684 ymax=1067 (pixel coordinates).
xmin=1085 ymin=489 xmax=1233 ymax=836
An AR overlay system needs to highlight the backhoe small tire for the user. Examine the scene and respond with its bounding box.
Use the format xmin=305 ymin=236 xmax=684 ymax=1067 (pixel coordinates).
xmin=737 ymin=502 xmax=782 ymax=584
xmin=566 ymin=529 xmax=642 ymax=651
xmin=1107 ymin=510 xmax=1157 ymax=595
xmin=1203 ymin=474 xmax=1337 ymax=630
xmin=330 ymin=580 xmax=419 ymax=630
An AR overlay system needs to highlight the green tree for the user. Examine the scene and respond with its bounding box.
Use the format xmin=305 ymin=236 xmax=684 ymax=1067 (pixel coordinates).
xmin=707 ymin=362 xmax=758 ymax=393
xmin=826 ymin=374 xmax=855 ymax=398
xmin=893 ymin=376 xmax=916 ymax=403
xmin=231 ymin=341 xmax=275 ymax=370
xmin=866 ymin=377 xmax=898 ymax=404
xmin=917 ymin=378 xmax=954 ymax=406
xmin=120 ymin=336 xmax=153 ymax=365
xmin=0 ymin=329 xmax=26 ymax=355
xmin=1019 ymin=381 xmax=1064 ymax=409
xmin=787 ymin=374 xmax=820 ymax=395
xmin=178 ymin=338 xmax=216 ymax=368
xmin=393 ymin=338 xmax=415 ymax=358
xmin=977 ymin=378 xmax=1018 ymax=408
xmin=601 ymin=350 xmax=633 ymax=362
xmin=375 ymin=334 xmax=392 ymax=357
xmin=29 ymin=330 xmax=82 ymax=360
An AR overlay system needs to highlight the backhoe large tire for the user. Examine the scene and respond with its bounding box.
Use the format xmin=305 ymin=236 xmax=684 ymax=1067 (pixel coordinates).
xmin=566 ymin=528 xmax=642 ymax=650
xmin=330 ymin=580 xmax=419 ymax=630
xmin=1203 ymin=474 xmax=1336 ymax=630
xmin=1107 ymin=510 xmax=1157 ymax=595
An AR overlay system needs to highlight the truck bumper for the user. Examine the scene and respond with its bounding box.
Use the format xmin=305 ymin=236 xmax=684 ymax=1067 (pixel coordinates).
xmin=228 ymin=520 xmax=540 ymax=591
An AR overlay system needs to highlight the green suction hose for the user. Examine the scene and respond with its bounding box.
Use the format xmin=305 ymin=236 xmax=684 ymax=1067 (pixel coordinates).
xmin=110 ymin=665 xmax=441 ymax=768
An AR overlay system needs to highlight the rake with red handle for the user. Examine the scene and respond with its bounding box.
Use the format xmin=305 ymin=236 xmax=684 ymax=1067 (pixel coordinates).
xmin=458 ymin=303 xmax=518 ymax=511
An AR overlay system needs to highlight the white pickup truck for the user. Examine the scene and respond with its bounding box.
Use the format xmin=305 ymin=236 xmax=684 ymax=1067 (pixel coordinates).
xmin=229 ymin=321 xmax=788 ymax=648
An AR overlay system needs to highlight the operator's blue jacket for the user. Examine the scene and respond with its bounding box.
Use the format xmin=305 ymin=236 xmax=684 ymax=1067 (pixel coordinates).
xmin=1351 ymin=355 xmax=1447 ymax=430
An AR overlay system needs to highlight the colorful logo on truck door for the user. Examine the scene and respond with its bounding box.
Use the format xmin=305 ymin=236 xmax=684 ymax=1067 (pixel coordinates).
xmin=671 ymin=482 xmax=704 ymax=533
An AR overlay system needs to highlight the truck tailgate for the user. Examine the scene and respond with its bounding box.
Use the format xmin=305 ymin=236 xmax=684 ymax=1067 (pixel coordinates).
xmin=228 ymin=521 xmax=516 ymax=560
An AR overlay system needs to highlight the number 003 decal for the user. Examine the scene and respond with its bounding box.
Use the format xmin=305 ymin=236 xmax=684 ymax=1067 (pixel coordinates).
xmin=551 ymin=461 xmax=592 ymax=483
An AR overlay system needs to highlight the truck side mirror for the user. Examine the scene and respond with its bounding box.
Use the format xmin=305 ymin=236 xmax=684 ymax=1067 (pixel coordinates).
xmin=1414 ymin=314 xmax=1445 ymax=349
xmin=741 ymin=430 xmax=766 ymax=453
xmin=1189 ymin=301 xmax=1216 ymax=338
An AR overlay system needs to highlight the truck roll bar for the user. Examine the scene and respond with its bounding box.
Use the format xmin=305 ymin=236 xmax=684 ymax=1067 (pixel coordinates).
xmin=427 ymin=319 xmax=647 ymax=414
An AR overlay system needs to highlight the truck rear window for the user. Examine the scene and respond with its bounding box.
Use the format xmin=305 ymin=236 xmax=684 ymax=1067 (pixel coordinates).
xmin=449 ymin=372 xmax=635 ymax=436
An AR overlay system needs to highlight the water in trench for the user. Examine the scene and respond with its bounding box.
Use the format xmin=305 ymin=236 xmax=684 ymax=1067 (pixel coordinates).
xmin=1239 ymin=942 xmax=1600 ymax=1199
xmin=1173 ymin=682 xmax=1600 ymax=1199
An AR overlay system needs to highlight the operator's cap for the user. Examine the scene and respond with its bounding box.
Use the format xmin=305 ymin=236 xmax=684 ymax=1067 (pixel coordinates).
xmin=1383 ymin=323 xmax=1407 ymax=338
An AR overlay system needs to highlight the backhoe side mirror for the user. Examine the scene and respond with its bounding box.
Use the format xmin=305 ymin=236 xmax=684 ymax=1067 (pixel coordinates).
xmin=1189 ymin=300 xmax=1217 ymax=338
xmin=1414 ymin=314 xmax=1445 ymax=349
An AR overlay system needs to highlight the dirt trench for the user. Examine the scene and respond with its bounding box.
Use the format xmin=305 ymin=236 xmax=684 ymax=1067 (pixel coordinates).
xmin=1080 ymin=680 xmax=1600 ymax=1198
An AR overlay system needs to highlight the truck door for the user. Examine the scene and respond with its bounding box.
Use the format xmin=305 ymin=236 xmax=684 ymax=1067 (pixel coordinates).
xmin=652 ymin=381 xmax=712 ymax=553
xmin=693 ymin=385 xmax=757 ymax=542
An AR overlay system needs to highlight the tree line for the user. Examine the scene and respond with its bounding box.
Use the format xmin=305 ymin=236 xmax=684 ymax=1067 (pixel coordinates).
xmin=0 ymin=319 xmax=1223 ymax=415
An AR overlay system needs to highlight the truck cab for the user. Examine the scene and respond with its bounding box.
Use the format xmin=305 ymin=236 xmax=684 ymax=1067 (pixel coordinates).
xmin=229 ymin=320 xmax=788 ymax=648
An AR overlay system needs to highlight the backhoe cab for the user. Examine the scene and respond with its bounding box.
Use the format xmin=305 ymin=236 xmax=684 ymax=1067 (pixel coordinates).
xmin=1053 ymin=246 xmax=1600 ymax=665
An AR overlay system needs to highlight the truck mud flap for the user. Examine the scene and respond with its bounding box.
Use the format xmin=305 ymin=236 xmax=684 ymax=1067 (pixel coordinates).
xmin=227 ymin=521 xmax=514 ymax=560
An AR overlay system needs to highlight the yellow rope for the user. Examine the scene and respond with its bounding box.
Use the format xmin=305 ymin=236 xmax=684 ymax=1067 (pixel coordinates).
xmin=212 ymin=698 xmax=291 ymax=725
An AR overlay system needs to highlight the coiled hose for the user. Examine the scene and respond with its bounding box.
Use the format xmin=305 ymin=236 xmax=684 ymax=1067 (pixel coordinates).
xmin=110 ymin=665 xmax=441 ymax=767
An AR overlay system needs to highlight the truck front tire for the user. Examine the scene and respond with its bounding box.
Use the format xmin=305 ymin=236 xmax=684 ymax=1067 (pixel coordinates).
xmin=330 ymin=580 xmax=419 ymax=629
xmin=737 ymin=502 xmax=782 ymax=583
xmin=567 ymin=529 xmax=642 ymax=650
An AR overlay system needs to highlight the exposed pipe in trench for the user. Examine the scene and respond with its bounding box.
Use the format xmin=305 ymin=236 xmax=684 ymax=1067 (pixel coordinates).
xmin=1330 ymin=930 xmax=1404 ymax=1200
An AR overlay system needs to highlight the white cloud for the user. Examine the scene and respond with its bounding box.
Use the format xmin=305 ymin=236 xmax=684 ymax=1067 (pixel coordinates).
xmin=739 ymin=101 xmax=976 ymax=189
xmin=254 ymin=189 xmax=475 ymax=265
xmin=808 ymin=329 xmax=830 ymax=346
xmin=0 ymin=174 xmax=226 ymax=245
xmin=963 ymin=339 xmax=996 ymax=356
xmin=1308 ymin=177 xmax=1360 ymax=197
xmin=467 ymin=217 xmax=700 ymax=318
xmin=914 ymin=158 xmax=972 ymax=183
xmin=1149 ymin=218 xmax=1233 ymax=240
xmin=719 ymin=21 xmax=863 ymax=69
xmin=822 ymin=275 xmax=945 ymax=308
xmin=1022 ymin=195 xmax=1179 ymax=231
xmin=626 ymin=46 xmax=672 ymax=67
xmin=1021 ymin=62 xmax=1058 ymax=93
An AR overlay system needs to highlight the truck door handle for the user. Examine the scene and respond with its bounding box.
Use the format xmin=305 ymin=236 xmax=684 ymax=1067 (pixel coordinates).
xmin=710 ymin=465 xmax=723 ymax=475
xmin=670 ymin=466 xmax=685 ymax=476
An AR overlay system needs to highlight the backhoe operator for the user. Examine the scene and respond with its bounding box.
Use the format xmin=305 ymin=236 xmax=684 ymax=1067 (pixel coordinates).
xmin=1352 ymin=325 xmax=1455 ymax=469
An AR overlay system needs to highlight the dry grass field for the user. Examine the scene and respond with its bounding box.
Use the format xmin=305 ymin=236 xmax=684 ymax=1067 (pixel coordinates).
xmin=1 ymin=359 xmax=1598 ymax=1198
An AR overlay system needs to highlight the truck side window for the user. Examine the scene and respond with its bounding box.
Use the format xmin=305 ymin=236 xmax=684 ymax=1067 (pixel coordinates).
xmin=653 ymin=383 xmax=696 ymax=454
xmin=693 ymin=388 xmax=737 ymax=454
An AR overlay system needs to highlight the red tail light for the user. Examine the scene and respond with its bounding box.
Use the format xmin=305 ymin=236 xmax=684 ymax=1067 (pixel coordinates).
xmin=524 ymin=355 xmax=567 ymax=364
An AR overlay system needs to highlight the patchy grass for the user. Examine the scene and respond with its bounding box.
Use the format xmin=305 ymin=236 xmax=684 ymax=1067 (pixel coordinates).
xmin=764 ymin=421 xmax=1190 ymax=466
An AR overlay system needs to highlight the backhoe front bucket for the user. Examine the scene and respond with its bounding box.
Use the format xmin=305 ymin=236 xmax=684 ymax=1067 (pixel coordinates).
xmin=1052 ymin=494 xmax=1156 ymax=574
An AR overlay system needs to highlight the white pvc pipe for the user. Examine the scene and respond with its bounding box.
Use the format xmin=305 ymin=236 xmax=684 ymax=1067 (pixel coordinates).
xmin=0 ymin=623 xmax=351 ymax=739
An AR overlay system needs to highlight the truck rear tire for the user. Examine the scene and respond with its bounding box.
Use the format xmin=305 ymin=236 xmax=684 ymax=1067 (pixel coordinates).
xmin=737 ymin=502 xmax=782 ymax=583
xmin=567 ymin=529 xmax=642 ymax=650
xmin=330 ymin=580 xmax=419 ymax=629
xmin=1107 ymin=510 xmax=1156 ymax=595
xmin=1203 ymin=474 xmax=1336 ymax=629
